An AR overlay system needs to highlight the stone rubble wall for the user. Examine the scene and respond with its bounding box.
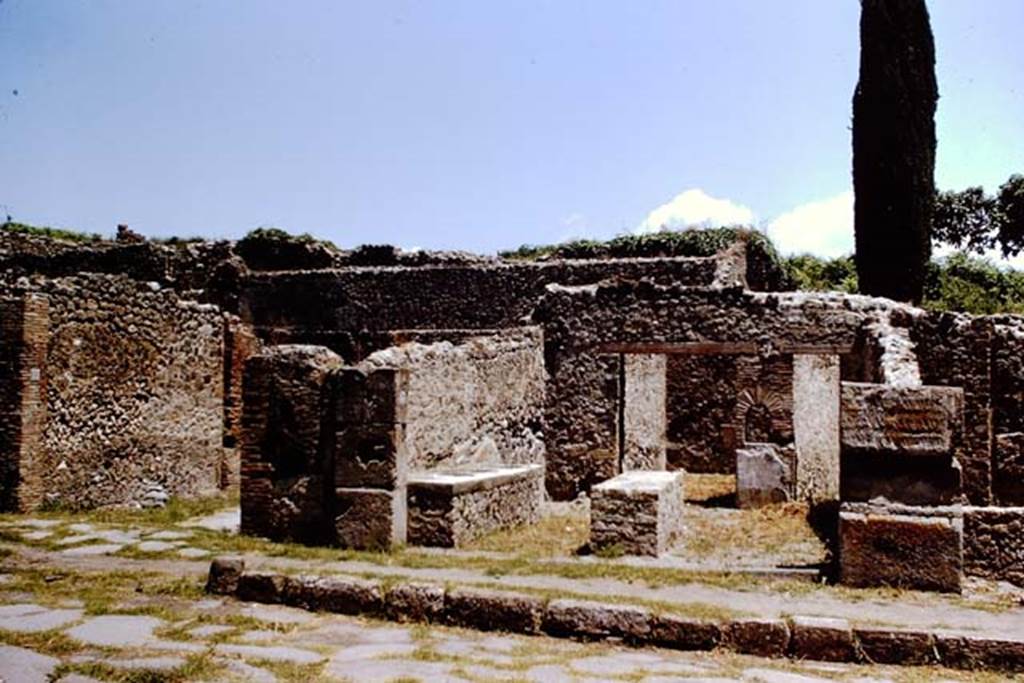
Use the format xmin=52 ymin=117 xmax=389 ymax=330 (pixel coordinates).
xmin=358 ymin=328 xmax=545 ymax=471
xmin=0 ymin=275 xmax=227 ymax=511
xmin=237 ymin=256 xmax=725 ymax=352
xmin=665 ymin=354 xmax=737 ymax=473
xmin=535 ymin=284 xmax=887 ymax=499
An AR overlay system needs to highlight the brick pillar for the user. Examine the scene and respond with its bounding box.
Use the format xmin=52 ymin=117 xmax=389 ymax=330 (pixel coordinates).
xmin=0 ymin=294 xmax=49 ymax=512
xmin=239 ymin=345 xmax=342 ymax=543
xmin=332 ymin=367 xmax=409 ymax=549
xmin=221 ymin=317 xmax=262 ymax=489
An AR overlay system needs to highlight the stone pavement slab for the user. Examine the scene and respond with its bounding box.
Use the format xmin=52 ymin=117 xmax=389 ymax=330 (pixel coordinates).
xmin=0 ymin=602 xmax=83 ymax=632
xmin=0 ymin=644 xmax=60 ymax=683
xmin=65 ymin=614 xmax=164 ymax=647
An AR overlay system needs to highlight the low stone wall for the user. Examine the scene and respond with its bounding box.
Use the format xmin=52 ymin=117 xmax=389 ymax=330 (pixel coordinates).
xmin=0 ymin=275 xmax=227 ymax=511
xmin=406 ymin=465 xmax=544 ymax=547
xmin=358 ymin=328 xmax=545 ymax=471
xmin=207 ymin=559 xmax=1024 ymax=673
xmin=963 ymin=506 xmax=1024 ymax=587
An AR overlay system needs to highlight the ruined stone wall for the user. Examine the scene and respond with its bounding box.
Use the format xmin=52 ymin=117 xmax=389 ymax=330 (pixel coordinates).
xmin=911 ymin=313 xmax=994 ymax=505
xmin=536 ymin=285 xmax=879 ymax=499
xmin=4 ymin=275 xmax=228 ymax=510
xmin=665 ymin=355 xmax=737 ymax=473
xmin=237 ymin=256 xmax=726 ymax=353
xmin=359 ymin=328 xmax=545 ymax=471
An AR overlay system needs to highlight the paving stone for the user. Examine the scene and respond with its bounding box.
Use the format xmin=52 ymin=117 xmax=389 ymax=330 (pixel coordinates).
xmin=327 ymin=657 xmax=467 ymax=682
xmin=0 ymin=603 xmax=83 ymax=632
xmin=327 ymin=642 xmax=418 ymax=662
xmin=219 ymin=658 xmax=278 ymax=683
xmin=525 ymin=665 xmax=572 ymax=683
xmin=183 ymin=507 xmax=240 ymax=533
xmin=57 ymin=534 xmax=99 ymax=545
xmin=743 ymin=668 xmax=835 ymax=683
xmin=0 ymin=644 xmax=61 ymax=683
xmin=136 ymin=540 xmax=182 ymax=552
xmin=217 ymin=643 xmax=325 ymax=664
xmin=240 ymin=602 xmax=316 ymax=624
xmin=68 ymin=523 xmax=95 ymax=533
xmin=95 ymin=529 xmax=141 ymax=544
xmin=188 ymin=623 xmax=234 ymax=638
xmin=21 ymin=519 xmax=61 ymax=529
xmin=60 ymin=543 xmax=124 ymax=557
xmin=57 ymin=675 xmax=105 ymax=683
xmin=21 ymin=530 xmax=53 ymax=541
xmin=177 ymin=546 xmax=210 ymax=559
xmin=66 ymin=614 xmax=163 ymax=647
xmin=239 ymin=629 xmax=281 ymax=642
xmin=103 ymin=656 xmax=187 ymax=671
xmin=147 ymin=530 xmax=193 ymax=540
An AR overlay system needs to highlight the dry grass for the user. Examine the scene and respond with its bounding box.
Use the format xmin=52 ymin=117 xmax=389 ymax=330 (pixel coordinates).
xmin=684 ymin=473 xmax=736 ymax=504
xmin=676 ymin=501 xmax=825 ymax=567
xmin=464 ymin=512 xmax=589 ymax=558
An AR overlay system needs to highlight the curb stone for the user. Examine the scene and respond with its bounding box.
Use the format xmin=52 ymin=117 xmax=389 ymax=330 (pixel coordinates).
xmin=205 ymin=558 xmax=1024 ymax=673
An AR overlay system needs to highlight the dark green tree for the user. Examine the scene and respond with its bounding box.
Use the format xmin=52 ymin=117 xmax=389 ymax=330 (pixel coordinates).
xmin=852 ymin=0 xmax=938 ymax=304
xmin=933 ymin=175 xmax=1024 ymax=256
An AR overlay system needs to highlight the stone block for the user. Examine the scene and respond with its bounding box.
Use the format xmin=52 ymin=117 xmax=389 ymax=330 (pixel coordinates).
xmin=736 ymin=443 xmax=796 ymax=508
xmin=839 ymin=503 xmax=963 ymax=593
xmin=332 ymin=367 xmax=409 ymax=425
xmin=590 ymin=470 xmax=684 ymax=557
xmin=334 ymin=487 xmax=406 ymax=550
xmin=334 ymin=424 xmax=407 ymax=489
xmin=963 ymin=506 xmax=1024 ymax=587
xmin=854 ymin=626 xmax=936 ymax=665
xmin=443 ymin=588 xmax=544 ymax=635
xmin=384 ymin=582 xmax=445 ymax=624
xmin=541 ymin=599 xmax=651 ymax=643
xmin=936 ymin=631 xmax=1024 ymax=672
xmin=793 ymin=354 xmax=840 ymax=502
xmin=282 ymin=575 xmax=383 ymax=616
xmin=235 ymin=572 xmax=287 ymax=604
xmin=622 ymin=353 xmax=667 ymax=471
xmin=789 ymin=616 xmax=857 ymax=663
xmin=205 ymin=557 xmax=245 ymax=595
xmin=648 ymin=614 xmax=721 ymax=651
xmin=841 ymin=382 xmax=963 ymax=456
xmin=406 ymin=465 xmax=543 ymax=548
xmin=722 ymin=618 xmax=790 ymax=657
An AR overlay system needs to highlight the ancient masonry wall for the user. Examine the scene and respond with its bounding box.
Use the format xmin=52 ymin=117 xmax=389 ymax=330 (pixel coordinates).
xmin=535 ymin=285 xmax=878 ymax=499
xmin=0 ymin=276 xmax=228 ymax=511
xmin=665 ymin=355 xmax=737 ymax=472
xmin=236 ymin=255 xmax=732 ymax=353
xmin=358 ymin=328 xmax=545 ymax=471
xmin=241 ymin=330 xmax=546 ymax=548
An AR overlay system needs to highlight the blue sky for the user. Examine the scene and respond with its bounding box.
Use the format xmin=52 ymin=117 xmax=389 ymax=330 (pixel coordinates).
xmin=1 ymin=1 xmax=1021 ymax=257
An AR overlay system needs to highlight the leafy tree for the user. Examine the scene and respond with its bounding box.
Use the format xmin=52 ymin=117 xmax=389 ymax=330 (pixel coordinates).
xmin=933 ymin=175 xmax=1024 ymax=256
xmin=852 ymin=0 xmax=938 ymax=304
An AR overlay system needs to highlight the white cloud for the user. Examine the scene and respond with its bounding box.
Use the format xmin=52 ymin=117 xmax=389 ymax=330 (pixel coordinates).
xmin=636 ymin=188 xmax=755 ymax=233
xmin=768 ymin=191 xmax=854 ymax=258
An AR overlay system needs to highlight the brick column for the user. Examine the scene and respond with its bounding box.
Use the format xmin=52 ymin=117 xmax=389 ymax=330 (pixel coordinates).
xmin=0 ymin=293 xmax=49 ymax=512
